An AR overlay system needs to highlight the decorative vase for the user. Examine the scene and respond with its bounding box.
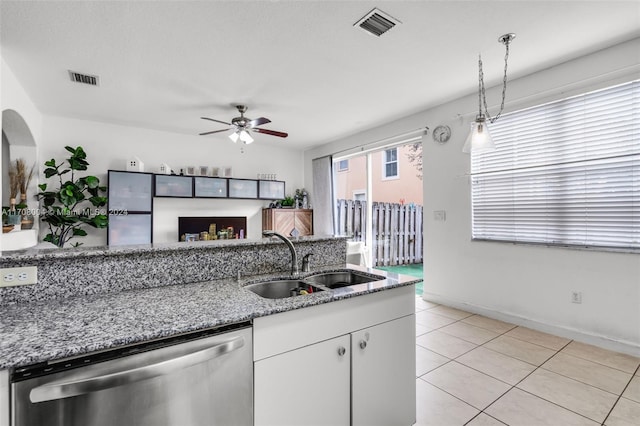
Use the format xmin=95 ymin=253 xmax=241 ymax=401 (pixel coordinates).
xmin=7 ymin=198 xmax=21 ymax=227
xmin=21 ymin=215 xmax=34 ymax=230
xmin=6 ymin=212 xmax=21 ymax=227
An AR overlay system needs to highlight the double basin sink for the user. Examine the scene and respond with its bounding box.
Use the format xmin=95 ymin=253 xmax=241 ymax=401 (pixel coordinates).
xmin=245 ymin=270 xmax=386 ymax=299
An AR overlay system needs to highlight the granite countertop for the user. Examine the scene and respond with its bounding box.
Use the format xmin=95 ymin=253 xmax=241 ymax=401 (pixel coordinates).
xmin=0 ymin=264 xmax=420 ymax=369
xmin=0 ymin=235 xmax=342 ymax=262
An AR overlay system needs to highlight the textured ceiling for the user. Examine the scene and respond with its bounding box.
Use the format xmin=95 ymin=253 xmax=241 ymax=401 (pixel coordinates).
xmin=1 ymin=1 xmax=639 ymax=150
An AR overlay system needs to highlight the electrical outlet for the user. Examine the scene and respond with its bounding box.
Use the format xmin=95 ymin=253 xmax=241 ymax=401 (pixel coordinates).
xmin=571 ymin=291 xmax=582 ymax=304
xmin=1 ymin=266 xmax=37 ymax=287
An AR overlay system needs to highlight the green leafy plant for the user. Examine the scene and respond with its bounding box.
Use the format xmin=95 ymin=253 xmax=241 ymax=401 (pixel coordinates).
xmin=281 ymin=195 xmax=295 ymax=207
xmin=36 ymin=146 xmax=108 ymax=247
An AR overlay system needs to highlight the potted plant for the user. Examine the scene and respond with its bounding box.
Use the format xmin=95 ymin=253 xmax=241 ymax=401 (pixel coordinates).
xmin=281 ymin=195 xmax=295 ymax=208
xmin=36 ymin=146 xmax=108 ymax=247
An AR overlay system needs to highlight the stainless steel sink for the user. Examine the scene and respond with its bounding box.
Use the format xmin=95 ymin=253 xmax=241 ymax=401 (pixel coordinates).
xmin=304 ymin=270 xmax=385 ymax=289
xmin=245 ymin=279 xmax=325 ymax=299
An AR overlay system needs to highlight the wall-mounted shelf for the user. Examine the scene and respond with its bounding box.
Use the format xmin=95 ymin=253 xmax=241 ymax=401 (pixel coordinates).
xmin=108 ymin=170 xmax=289 ymax=245
xmin=143 ymin=172 xmax=285 ymax=200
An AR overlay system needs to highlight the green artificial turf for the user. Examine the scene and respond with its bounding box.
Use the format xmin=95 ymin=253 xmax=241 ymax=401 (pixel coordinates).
xmin=375 ymin=263 xmax=423 ymax=295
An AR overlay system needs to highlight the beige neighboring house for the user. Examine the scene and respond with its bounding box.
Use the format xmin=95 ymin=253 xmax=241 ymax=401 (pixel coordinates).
xmin=334 ymin=145 xmax=422 ymax=205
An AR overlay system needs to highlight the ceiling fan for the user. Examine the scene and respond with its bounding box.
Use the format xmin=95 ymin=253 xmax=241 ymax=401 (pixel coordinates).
xmin=199 ymin=105 xmax=288 ymax=144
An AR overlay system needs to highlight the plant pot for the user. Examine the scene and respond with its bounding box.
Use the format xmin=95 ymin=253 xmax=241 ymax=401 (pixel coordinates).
xmin=21 ymin=216 xmax=34 ymax=230
xmin=6 ymin=212 xmax=21 ymax=226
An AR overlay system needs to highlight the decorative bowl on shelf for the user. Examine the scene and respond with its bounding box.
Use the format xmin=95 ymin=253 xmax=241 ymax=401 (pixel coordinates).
xmin=3 ymin=224 xmax=15 ymax=233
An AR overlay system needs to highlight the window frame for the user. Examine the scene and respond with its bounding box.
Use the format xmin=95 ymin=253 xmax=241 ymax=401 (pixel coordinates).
xmin=337 ymin=159 xmax=349 ymax=172
xmin=382 ymin=148 xmax=399 ymax=180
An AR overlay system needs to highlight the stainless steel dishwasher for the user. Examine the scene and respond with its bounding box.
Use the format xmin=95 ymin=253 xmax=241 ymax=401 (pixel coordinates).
xmin=11 ymin=322 xmax=253 ymax=426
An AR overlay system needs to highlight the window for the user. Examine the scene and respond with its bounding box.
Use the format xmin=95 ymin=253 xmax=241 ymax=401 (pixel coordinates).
xmin=353 ymin=191 xmax=366 ymax=201
xmin=337 ymin=159 xmax=349 ymax=172
xmin=471 ymin=80 xmax=640 ymax=250
xmin=383 ymin=148 xmax=398 ymax=178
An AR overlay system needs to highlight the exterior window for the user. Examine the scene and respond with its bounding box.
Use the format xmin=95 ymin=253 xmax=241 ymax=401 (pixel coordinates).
xmin=353 ymin=191 xmax=366 ymax=201
xmin=471 ymin=80 xmax=640 ymax=251
xmin=383 ymin=148 xmax=398 ymax=179
xmin=337 ymin=159 xmax=349 ymax=172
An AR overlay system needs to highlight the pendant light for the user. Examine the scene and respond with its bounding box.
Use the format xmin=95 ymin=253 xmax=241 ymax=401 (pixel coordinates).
xmin=463 ymin=33 xmax=516 ymax=153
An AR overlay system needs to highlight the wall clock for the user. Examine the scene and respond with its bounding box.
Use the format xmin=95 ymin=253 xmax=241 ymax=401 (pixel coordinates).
xmin=432 ymin=125 xmax=452 ymax=144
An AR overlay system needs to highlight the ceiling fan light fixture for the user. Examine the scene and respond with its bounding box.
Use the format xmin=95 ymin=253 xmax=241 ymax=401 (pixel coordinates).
xmin=239 ymin=130 xmax=254 ymax=144
xmin=201 ymin=105 xmax=287 ymax=143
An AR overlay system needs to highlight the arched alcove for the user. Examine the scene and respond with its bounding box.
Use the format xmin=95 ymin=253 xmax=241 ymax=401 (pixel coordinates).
xmin=2 ymin=108 xmax=38 ymax=250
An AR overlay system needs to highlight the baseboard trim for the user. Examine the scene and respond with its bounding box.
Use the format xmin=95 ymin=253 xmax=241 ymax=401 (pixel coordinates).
xmin=421 ymin=292 xmax=640 ymax=358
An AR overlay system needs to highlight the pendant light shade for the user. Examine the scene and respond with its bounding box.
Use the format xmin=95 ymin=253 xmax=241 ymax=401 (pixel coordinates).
xmin=462 ymin=116 xmax=495 ymax=153
xmin=228 ymin=132 xmax=239 ymax=143
xmin=464 ymin=33 xmax=515 ymax=154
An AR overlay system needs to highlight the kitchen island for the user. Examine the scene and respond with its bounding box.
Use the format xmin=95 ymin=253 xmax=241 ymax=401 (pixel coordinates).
xmin=0 ymin=237 xmax=419 ymax=425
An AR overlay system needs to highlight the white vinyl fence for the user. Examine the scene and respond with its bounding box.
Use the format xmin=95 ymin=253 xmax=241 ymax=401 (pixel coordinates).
xmin=335 ymin=199 xmax=423 ymax=267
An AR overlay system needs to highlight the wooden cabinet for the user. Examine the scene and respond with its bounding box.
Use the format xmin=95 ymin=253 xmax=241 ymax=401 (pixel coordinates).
xmin=262 ymin=208 xmax=313 ymax=237
xmin=253 ymin=285 xmax=416 ymax=426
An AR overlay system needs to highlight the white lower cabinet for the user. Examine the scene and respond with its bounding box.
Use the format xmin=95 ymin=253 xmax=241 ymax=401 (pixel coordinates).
xmin=253 ymin=285 xmax=416 ymax=426
xmin=352 ymin=315 xmax=416 ymax=426
xmin=254 ymin=335 xmax=351 ymax=426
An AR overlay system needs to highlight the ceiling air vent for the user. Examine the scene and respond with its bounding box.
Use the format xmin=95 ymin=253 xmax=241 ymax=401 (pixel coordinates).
xmin=354 ymin=8 xmax=400 ymax=37
xmin=68 ymin=70 xmax=99 ymax=86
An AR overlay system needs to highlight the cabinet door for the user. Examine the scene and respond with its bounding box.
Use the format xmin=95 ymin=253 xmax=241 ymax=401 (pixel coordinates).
xmin=351 ymin=315 xmax=416 ymax=426
xmin=254 ymin=335 xmax=350 ymax=426
xmin=108 ymin=214 xmax=152 ymax=246
xmin=272 ymin=209 xmax=295 ymax=236
xmin=154 ymin=175 xmax=193 ymax=197
xmin=108 ymin=171 xmax=153 ymax=212
xmin=295 ymin=210 xmax=313 ymax=236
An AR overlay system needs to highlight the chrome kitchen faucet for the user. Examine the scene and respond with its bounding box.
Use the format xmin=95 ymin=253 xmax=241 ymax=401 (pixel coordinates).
xmin=263 ymin=230 xmax=298 ymax=276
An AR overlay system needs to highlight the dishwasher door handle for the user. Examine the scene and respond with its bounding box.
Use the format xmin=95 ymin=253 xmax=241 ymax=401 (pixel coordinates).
xmin=29 ymin=335 xmax=245 ymax=403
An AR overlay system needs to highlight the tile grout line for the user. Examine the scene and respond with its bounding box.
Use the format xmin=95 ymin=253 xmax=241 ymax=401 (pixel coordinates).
xmin=600 ymin=363 xmax=640 ymax=426
xmin=557 ymin=349 xmax=640 ymax=376
xmin=487 ymin=339 xmax=613 ymax=425
xmin=464 ymin=330 xmax=599 ymax=425
xmin=538 ymin=352 xmax=635 ymax=397
xmin=416 ymin=305 xmax=640 ymax=425
xmin=418 ymin=316 xmax=524 ymax=424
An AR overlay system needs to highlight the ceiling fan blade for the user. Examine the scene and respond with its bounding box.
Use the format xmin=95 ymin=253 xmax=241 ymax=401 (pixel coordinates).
xmin=253 ymin=128 xmax=288 ymax=138
xmin=201 ymin=117 xmax=232 ymax=126
xmin=249 ymin=117 xmax=271 ymax=127
xmin=199 ymin=129 xmax=230 ymax=136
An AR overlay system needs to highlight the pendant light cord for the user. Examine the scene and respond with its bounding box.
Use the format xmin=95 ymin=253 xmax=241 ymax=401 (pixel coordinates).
xmin=479 ymin=37 xmax=512 ymax=123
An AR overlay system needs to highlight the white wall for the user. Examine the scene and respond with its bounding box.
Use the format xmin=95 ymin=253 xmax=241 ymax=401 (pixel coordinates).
xmin=305 ymin=37 xmax=640 ymax=355
xmin=1 ymin=57 xmax=43 ymax=251
xmin=40 ymin=116 xmax=305 ymax=245
xmin=0 ymin=58 xmax=43 ymax=144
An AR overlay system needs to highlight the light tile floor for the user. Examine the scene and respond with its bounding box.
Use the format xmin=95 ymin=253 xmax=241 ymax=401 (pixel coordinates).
xmin=414 ymin=296 xmax=640 ymax=426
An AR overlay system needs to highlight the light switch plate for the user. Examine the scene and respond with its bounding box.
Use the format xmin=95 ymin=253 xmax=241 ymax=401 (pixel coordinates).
xmin=1 ymin=266 xmax=37 ymax=287
xmin=433 ymin=210 xmax=446 ymax=221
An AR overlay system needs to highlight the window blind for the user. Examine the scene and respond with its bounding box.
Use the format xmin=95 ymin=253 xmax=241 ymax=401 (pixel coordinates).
xmin=471 ymin=79 xmax=640 ymax=250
